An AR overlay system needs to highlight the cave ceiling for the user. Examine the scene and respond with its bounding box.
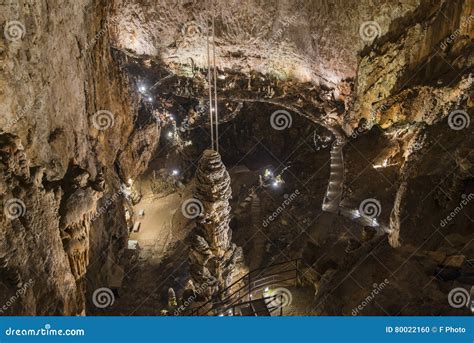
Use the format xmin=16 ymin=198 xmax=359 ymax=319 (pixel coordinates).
xmin=109 ymin=0 xmax=421 ymax=85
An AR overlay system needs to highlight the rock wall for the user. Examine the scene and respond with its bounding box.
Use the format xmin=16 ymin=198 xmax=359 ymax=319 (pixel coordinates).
xmin=349 ymin=0 xmax=473 ymax=130
xmin=108 ymin=0 xmax=420 ymax=85
xmin=305 ymin=0 xmax=473 ymax=315
xmin=0 ymin=0 xmax=158 ymax=315
xmin=345 ymin=0 xmax=473 ymax=246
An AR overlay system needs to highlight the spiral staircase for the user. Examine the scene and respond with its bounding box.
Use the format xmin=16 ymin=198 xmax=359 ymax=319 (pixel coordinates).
xmin=322 ymin=129 xmax=382 ymax=230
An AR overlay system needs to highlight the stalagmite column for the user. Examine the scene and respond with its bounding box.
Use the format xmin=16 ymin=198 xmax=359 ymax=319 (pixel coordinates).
xmin=189 ymin=149 xmax=242 ymax=299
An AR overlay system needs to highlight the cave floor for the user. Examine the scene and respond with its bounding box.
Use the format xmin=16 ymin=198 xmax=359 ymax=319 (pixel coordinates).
xmin=130 ymin=191 xmax=182 ymax=264
xmin=99 ymin=174 xmax=195 ymax=315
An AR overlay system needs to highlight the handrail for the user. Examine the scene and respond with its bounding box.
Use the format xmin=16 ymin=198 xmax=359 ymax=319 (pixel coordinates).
xmin=184 ymin=258 xmax=300 ymax=316
xmin=226 ymin=294 xmax=284 ymax=316
xmin=248 ymin=258 xmax=300 ymax=275
xmin=220 ymin=274 xmax=297 ymax=313
xmin=220 ymin=265 xmax=296 ymax=305
xmin=207 ymin=257 xmax=299 ymax=301
xmin=203 ymin=265 xmax=297 ymax=315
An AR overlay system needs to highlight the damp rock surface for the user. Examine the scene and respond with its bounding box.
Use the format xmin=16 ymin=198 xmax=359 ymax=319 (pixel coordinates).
xmin=0 ymin=0 xmax=472 ymax=316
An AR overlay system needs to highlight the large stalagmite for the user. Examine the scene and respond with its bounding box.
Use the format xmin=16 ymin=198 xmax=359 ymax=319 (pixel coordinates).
xmin=189 ymin=150 xmax=242 ymax=299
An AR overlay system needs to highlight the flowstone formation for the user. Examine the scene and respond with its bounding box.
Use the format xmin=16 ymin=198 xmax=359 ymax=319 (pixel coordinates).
xmin=189 ymin=150 xmax=242 ymax=299
xmin=59 ymin=167 xmax=105 ymax=280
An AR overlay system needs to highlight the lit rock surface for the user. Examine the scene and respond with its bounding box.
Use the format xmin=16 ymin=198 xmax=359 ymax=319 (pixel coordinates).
xmin=189 ymin=150 xmax=242 ymax=298
xmin=0 ymin=1 xmax=160 ymax=315
xmin=0 ymin=0 xmax=472 ymax=317
xmin=109 ymin=0 xmax=420 ymax=85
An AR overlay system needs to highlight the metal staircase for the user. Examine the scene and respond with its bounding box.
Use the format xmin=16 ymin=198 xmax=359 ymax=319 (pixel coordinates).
xmin=184 ymin=259 xmax=301 ymax=316
xmin=322 ymin=133 xmax=382 ymax=231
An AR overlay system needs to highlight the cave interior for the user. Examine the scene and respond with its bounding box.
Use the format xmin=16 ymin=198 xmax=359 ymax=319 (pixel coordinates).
xmin=0 ymin=0 xmax=473 ymax=317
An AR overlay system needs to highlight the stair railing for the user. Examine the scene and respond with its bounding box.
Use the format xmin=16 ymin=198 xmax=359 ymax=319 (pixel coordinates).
xmin=183 ymin=258 xmax=300 ymax=316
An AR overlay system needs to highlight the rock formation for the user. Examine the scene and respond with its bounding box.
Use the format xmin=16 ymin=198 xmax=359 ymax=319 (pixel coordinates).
xmin=0 ymin=0 xmax=472 ymax=317
xmin=59 ymin=167 xmax=105 ymax=280
xmin=0 ymin=1 xmax=161 ymax=315
xmin=189 ymin=150 xmax=242 ymax=299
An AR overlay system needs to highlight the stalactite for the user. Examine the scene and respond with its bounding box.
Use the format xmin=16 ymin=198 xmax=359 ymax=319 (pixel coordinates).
xmin=59 ymin=169 xmax=105 ymax=280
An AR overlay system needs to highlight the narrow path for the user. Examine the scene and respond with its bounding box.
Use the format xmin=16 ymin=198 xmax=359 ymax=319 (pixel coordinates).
xmin=130 ymin=192 xmax=182 ymax=262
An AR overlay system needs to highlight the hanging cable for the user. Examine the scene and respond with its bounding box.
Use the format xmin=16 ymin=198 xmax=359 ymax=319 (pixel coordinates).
xmin=212 ymin=1 xmax=219 ymax=153
xmin=205 ymin=0 xmax=214 ymax=150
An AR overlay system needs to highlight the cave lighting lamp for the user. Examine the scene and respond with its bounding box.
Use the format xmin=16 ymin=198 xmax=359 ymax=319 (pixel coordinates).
xmin=263 ymin=287 xmax=271 ymax=299
xmin=171 ymin=169 xmax=179 ymax=176
xmin=373 ymin=159 xmax=394 ymax=169
xmin=272 ymin=178 xmax=284 ymax=188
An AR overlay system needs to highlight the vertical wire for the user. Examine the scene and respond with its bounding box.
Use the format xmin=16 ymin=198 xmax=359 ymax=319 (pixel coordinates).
xmin=212 ymin=0 xmax=219 ymax=153
xmin=206 ymin=0 xmax=214 ymax=150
